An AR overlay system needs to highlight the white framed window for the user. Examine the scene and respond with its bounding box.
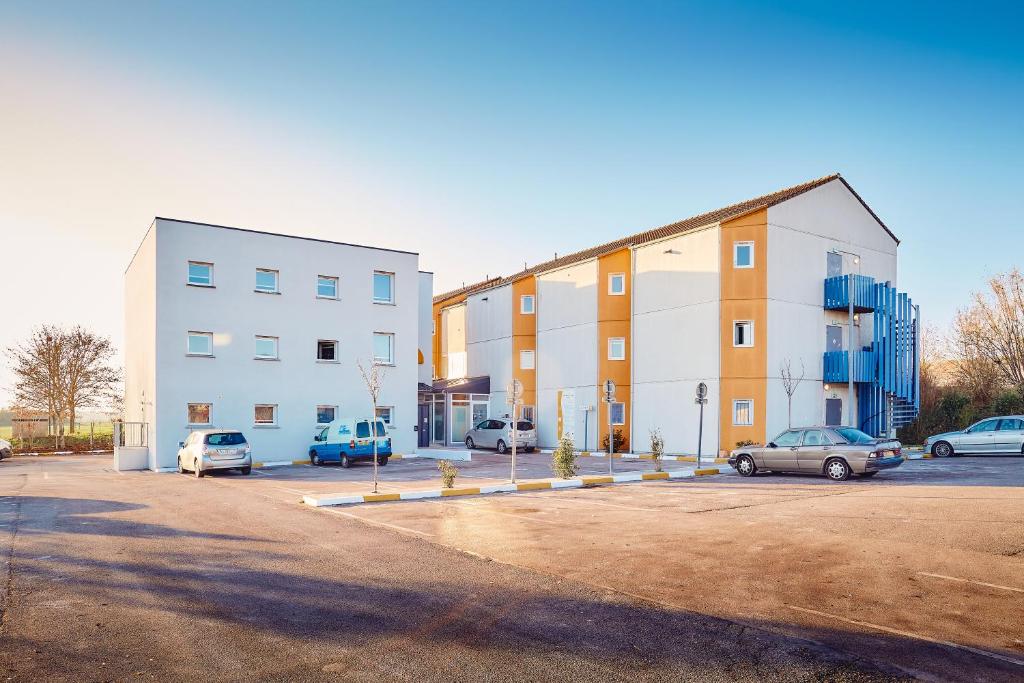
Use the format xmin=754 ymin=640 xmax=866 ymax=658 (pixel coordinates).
xmin=187 ymin=331 xmax=213 ymax=356
xmin=316 ymin=404 xmax=337 ymax=424
xmin=255 ymin=268 xmax=279 ymax=293
xmin=375 ymin=406 xmax=394 ymax=425
xmin=608 ymin=337 xmax=626 ymax=361
xmin=733 ymin=321 xmax=754 ymax=347
xmin=317 ymin=275 xmax=338 ymax=299
xmin=254 ymin=335 xmax=279 ymax=360
xmin=521 ymin=405 xmax=535 ymax=422
xmin=187 ymin=261 xmax=213 ymax=287
xmin=317 ymin=339 xmax=338 ymax=362
xmin=610 ymin=402 xmax=625 ymax=425
xmin=187 ymin=403 xmax=212 ymax=426
xmin=519 ymin=350 xmax=535 ymax=370
xmin=733 ymin=399 xmax=754 ymax=426
xmin=373 ymin=271 xmax=394 ymax=304
xmin=520 ymin=294 xmax=535 ymax=314
xmin=733 ymin=242 xmax=754 ymax=269
xmin=254 ymin=404 xmax=278 ymax=426
xmin=608 ymin=273 xmax=626 ymax=296
xmin=373 ymin=332 xmax=395 ymax=365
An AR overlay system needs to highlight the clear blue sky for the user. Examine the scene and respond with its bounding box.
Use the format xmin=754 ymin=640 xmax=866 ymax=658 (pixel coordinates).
xmin=1 ymin=1 xmax=1022 ymax=405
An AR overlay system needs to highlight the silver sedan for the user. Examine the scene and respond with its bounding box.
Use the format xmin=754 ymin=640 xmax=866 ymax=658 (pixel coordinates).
xmin=925 ymin=416 xmax=1024 ymax=457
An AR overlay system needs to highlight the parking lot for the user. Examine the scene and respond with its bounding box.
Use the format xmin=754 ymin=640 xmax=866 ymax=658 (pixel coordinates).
xmin=1 ymin=452 xmax=1021 ymax=681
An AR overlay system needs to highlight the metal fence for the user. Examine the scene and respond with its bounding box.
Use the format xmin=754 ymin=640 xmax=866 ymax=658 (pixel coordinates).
xmin=114 ymin=422 xmax=148 ymax=448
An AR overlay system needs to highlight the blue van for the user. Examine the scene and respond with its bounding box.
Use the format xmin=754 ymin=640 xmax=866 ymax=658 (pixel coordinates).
xmin=309 ymin=417 xmax=391 ymax=467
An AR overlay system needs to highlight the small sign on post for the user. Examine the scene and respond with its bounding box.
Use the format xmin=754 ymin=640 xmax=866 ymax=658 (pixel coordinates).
xmin=695 ymin=382 xmax=708 ymax=468
xmin=602 ymin=379 xmax=616 ymax=474
xmin=507 ymin=379 xmax=524 ymax=483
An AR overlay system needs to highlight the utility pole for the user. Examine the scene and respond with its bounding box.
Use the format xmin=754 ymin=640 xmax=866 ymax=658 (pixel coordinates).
xmin=695 ymin=382 xmax=708 ymax=468
xmin=603 ymin=379 xmax=616 ymax=475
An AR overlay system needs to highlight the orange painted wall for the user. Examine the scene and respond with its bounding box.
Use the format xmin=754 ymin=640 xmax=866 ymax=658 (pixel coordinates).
xmin=597 ymin=249 xmax=632 ymax=450
xmin=719 ymin=209 xmax=768 ymax=451
xmin=511 ymin=277 xmax=537 ymax=410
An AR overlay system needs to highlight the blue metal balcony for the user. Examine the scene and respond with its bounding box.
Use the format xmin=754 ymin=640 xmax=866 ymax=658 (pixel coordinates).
xmin=824 ymin=274 xmax=876 ymax=312
xmin=823 ymin=349 xmax=876 ymax=383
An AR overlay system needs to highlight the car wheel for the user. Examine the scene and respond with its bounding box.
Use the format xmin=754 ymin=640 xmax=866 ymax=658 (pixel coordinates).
xmin=378 ymin=456 xmax=389 ymax=466
xmin=735 ymin=454 xmax=756 ymax=477
xmin=194 ymin=460 xmax=205 ymax=478
xmin=341 ymin=454 xmax=351 ymax=469
xmin=465 ymin=437 xmax=475 ymax=449
xmin=933 ymin=441 xmax=954 ymax=457
xmin=526 ymin=447 xmax=535 ymax=453
xmin=240 ymin=466 xmax=251 ymax=475
xmin=177 ymin=456 xmax=185 ymax=474
xmin=311 ymin=452 xmax=322 ymax=466
xmin=860 ymin=471 xmax=878 ymax=478
xmin=497 ymin=440 xmax=508 ymax=454
xmin=824 ymin=458 xmax=851 ymax=481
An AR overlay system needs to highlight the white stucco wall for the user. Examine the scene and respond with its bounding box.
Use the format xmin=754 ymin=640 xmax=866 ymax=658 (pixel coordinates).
xmin=766 ymin=179 xmax=899 ymax=434
xmin=631 ymin=226 xmax=722 ymax=455
xmin=466 ymin=284 xmax=513 ymax=417
xmin=417 ymin=271 xmax=434 ymax=386
xmin=536 ymin=260 xmax=598 ymax=449
xmin=145 ymin=219 xmax=420 ymax=470
xmin=123 ymin=224 xmax=158 ymax=467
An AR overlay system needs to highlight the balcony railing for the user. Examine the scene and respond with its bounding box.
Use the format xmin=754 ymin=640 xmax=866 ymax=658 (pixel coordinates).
xmin=823 ymin=349 xmax=875 ymax=383
xmin=824 ymin=274 xmax=876 ymax=312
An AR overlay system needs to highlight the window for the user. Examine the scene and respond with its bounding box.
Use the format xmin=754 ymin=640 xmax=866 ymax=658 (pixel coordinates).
xmin=317 ymin=340 xmax=338 ymax=362
xmin=254 ymin=404 xmax=277 ymax=426
xmin=968 ymin=419 xmax=1000 ymax=433
xmin=254 ymin=336 xmax=279 ymax=359
xmin=733 ymin=242 xmax=754 ymax=269
xmin=608 ymin=273 xmax=625 ymax=295
xmin=520 ymin=294 xmax=535 ymax=314
xmin=521 ymin=405 xmax=535 ymax=422
xmin=316 ymin=405 xmax=337 ymax=424
xmin=520 ymin=350 xmax=535 ymax=370
xmin=373 ymin=271 xmax=394 ymax=304
xmin=376 ymin=406 xmax=393 ymax=425
xmin=255 ymin=269 xmax=279 ymax=293
xmin=373 ymin=332 xmax=395 ymax=364
xmin=998 ymin=418 xmax=1024 ymax=431
xmin=610 ymin=402 xmax=625 ymax=425
xmin=188 ymin=261 xmax=213 ymax=286
xmin=357 ymin=420 xmax=388 ymax=438
xmin=187 ymin=331 xmax=213 ymax=356
xmin=802 ymin=430 xmax=830 ymax=446
xmin=826 ymin=324 xmax=843 ymax=351
xmin=608 ymin=337 xmax=626 ymax=361
xmin=205 ymin=432 xmax=246 ymax=446
xmin=317 ymin=275 xmax=338 ymax=299
xmin=187 ymin=403 xmax=211 ymax=425
xmin=733 ymin=321 xmax=753 ymax=347
xmin=772 ymin=429 xmax=802 ymax=446
xmin=733 ymin=399 xmax=754 ymax=426
xmin=827 ymin=251 xmax=843 ymax=278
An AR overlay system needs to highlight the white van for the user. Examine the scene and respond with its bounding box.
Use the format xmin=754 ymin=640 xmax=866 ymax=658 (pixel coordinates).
xmin=308 ymin=417 xmax=391 ymax=467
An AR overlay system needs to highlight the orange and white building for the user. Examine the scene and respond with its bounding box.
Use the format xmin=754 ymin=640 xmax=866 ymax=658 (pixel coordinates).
xmin=429 ymin=174 xmax=919 ymax=455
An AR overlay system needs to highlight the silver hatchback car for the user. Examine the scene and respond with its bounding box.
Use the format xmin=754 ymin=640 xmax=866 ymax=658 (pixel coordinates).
xmin=177 ymin=429 xmax=252 ymax=477
xmin=728 ymin=426 xmax=903 ymax=481
xmin=925 ymin=416 xmax=1024 ymax=457
xmin=465 ymin=419 xmax=537 ymax=453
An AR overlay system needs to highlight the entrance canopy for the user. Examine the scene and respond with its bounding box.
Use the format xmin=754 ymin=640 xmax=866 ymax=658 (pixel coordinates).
xmin=431 ymin=375 xmax=490 ymax=395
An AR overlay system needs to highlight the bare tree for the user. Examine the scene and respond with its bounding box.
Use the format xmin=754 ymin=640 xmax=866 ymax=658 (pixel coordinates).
xmin=6 ymin=325 xmax=121 ymax=448
xmin=357 ymin=359 xmax=388 ymax=494
xmin=779 ymin=358 xmax=805 ymax=428
xmin=951 ymin=270 xmax=1024 ymax=396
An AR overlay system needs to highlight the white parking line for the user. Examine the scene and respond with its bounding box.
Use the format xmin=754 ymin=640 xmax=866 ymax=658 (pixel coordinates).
xmin=786 ymin=604 xmax=1024 ymax=667
xmin=322 ymin=508 xmax=435 ymax=537
xmin=918 ymin=572 xmax=1024 ymax=594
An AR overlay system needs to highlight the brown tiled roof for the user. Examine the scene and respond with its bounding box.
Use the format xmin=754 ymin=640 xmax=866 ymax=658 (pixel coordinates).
xmin=433 ymin=173 xmax=894 ymax=304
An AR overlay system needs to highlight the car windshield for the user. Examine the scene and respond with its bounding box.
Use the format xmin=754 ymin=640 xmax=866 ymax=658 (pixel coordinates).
xmin=204 ymin=432 xmax=246 ymax=446
xmin=516 ymin=421 xmax=534 ymax=431
xmin=833 ymin=427 xmax=875 ymax=444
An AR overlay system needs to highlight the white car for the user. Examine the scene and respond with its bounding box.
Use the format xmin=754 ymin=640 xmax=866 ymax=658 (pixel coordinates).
xmin=177 ymin=430 xmax=251 ymax=477
xmin=0 ymin=439 xmax=10 ymax=460
xmin=465 ymin=419 xmax=537 ymax=453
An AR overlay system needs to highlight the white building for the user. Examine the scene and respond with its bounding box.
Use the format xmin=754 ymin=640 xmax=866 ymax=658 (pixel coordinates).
xmin=124 ymin=218 xmax=432 ymax=471
xmin=433 ymin=174 xmax=920 ymax=454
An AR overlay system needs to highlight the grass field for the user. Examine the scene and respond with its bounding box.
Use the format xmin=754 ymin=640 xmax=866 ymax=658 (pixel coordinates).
xmin=0 ymin=422 xmax=113 ymax=441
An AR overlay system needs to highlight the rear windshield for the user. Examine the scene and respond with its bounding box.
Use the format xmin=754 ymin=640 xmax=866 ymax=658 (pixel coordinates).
xmin=516 ymin=422 xmax=534 ymax=431
xmin=356 ymin=421 xmax=388 ymax=438
xmin=833 ymin=427 xmax=875 ymax=444
xmin=205 ymin=432 xmax=246 ymax=446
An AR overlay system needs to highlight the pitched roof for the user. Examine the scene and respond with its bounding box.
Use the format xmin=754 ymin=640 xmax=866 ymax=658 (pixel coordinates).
xmin=434 ymin=173 xmax=896 ymax=305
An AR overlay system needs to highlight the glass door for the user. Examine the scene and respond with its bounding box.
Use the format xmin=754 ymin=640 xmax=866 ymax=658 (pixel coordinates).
xmin=450 ymin=403 xmax=470 ymax=445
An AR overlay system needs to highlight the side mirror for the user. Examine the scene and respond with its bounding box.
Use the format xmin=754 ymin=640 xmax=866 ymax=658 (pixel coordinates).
xmin=768 ymin=442 xmax=777 ymax=448
xmin=178 ymin=441 xmax=185 ymax=448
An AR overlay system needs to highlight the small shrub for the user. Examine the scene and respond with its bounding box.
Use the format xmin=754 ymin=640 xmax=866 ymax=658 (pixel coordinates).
xmin=649 ymin=428 xmax=664 ymax=472
xmin=551 ymin=435 xmax=578 ymax=479
xmin=438 ymin=459 xmax=458 ymax=488
xmin=735 ymin=439 xmax=757 ymax=448
xmin=601 ymin=429 xmax=628 ymax=453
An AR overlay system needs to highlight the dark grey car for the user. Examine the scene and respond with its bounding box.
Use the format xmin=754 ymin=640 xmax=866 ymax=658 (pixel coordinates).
xmin=728 ymin=426 xmax=903 ymax=481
